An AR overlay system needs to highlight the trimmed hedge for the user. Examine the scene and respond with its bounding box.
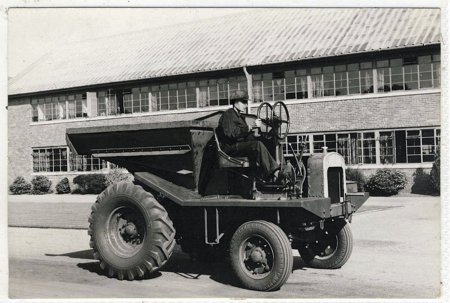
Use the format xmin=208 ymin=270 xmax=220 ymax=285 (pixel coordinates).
xmin=430 ymin=149 xmax=440 ymax=194
xmin=56 ymin=177 xmax=71 ymax=194
xmin=364 ymin=168 xmax=407 ymax=196
xmin=31 ymin=175 xmax=52 ymax=194
xmin=345 ymin=168 xmax=366 ymax=192
xmin=9 ymin=177 xmax=32 ymax=195
xmin=73 ymin=174 xmax=107 ymax=194
xmin=105 ymin=169 xmax=134 ymax=187
xmin=411 ymin=168 xmax=434 ymax=195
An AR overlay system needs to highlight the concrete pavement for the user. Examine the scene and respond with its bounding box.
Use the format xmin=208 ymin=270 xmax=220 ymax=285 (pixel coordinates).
xmin=8 ymin=193 xmax=440 ymax=230
xmin=8 ymin=194 xmax=96 ymax=229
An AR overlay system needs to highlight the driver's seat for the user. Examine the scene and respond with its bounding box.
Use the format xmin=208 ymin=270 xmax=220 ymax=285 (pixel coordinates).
xmin=213 ymin=128 xmax=250 ymax=168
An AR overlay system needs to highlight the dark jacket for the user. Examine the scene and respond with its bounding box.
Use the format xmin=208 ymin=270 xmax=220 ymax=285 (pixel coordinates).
xmin=217 ymin=108 xmax=250 ymax=152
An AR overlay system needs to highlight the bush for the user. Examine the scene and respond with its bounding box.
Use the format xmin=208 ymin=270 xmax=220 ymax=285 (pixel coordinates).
xmin=364 ymin=169 xmax=407 ymax=196
xmin=9 ymin=176 xmax=32 ymax=194
xmin=56 ymin=177 xmax=71 ymax=194
xmin=31 ymin=175 xmax=52 ymax=194
xmin=105 ymin=169 xmax=134 ymax=187
xmin=430 ymin=149 xmax=440 ymax=194
xmin=345 ymin=168 xmax=366 ymax=191
xmin=73 ymin=174 xmax=107 ymax=194
xmin=411 ymin=168 xmax=434 ymax=195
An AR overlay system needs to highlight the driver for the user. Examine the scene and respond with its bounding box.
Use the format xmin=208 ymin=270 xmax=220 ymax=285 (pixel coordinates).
xmin=217 ymin=90 xmax=283 ymax=182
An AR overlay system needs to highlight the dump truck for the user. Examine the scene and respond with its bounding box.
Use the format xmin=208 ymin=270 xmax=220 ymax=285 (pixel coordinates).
xmin=66 ymin=101 xmax=369 ymax=291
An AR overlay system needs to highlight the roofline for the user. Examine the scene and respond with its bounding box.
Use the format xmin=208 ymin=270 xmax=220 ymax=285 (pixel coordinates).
xmin=8 ymin=43 xmax=440 ymax=100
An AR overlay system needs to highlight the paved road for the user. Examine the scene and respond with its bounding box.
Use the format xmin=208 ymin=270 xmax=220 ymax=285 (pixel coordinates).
xmin=8 ymin=197 xmax=441 ymax=299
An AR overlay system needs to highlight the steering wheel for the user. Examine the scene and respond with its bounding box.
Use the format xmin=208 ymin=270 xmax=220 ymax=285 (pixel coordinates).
xmin=272 ymin=102 xmax=290 ymax=140
xmin=256 ymin=102 xmax=273 ymax=135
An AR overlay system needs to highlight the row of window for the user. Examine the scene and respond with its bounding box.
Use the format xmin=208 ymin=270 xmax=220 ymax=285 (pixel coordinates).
xmin=33 ymin=127 xmax=439 ymax=174
xmin=284 ymin=128 xmax=440 ymax=165
xmin=30 ymin=53 xmax=441 ymax=122
xmin=32 ymin=147 xmax=113 ymax=173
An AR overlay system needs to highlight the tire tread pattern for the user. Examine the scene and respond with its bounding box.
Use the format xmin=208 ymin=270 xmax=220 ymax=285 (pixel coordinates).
xmin=88 ymin=182 xmax=176 ymax=280
xmin=230 ymin=220 xmax=293 ymax=291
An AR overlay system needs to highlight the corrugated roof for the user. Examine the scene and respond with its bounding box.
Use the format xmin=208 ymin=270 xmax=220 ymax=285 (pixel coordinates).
xmin=9 ymin=8 xmax=441 ymax=96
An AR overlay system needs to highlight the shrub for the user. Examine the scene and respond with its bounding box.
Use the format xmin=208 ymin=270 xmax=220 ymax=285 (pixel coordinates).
xmin=31 ymin=175 xmax=52 ymax=194
xmin=9 ymin=176 xmax=32 ymax=194
xmin=105 ymin=169 xmax=134 ymax=187
xmin=73 ymin=174 xmax=107 ymax=194
xmin=345 ymin=168 xmax=366 ymax=191
xmin=430 ymin=149 xmax=440 ymax=194
xmin=56 ymin=177 xmax=71 ymax=194
xmin=411 ymin=168 xmax=434 ymax=195
xmin=364 ymin=169 xmax=407 ymax=196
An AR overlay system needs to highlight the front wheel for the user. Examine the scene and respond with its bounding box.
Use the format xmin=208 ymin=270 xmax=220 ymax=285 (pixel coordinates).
xmin=88 ymin=182 xmax=176 ymax=280
xmin=230 ymin=220 xmax=293 ymax=291
xmin=299 ymin=220 xmax=353 ymax=269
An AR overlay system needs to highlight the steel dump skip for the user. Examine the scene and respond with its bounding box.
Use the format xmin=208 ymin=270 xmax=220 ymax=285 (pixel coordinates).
xmin=66 ymin=120 xmax=216 ymax=189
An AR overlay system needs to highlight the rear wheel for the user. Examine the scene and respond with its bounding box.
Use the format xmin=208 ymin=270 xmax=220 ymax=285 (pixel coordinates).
xmin=88 ymin=182 xmax=176 ymax=280
xmin=299 ymin=220 xmax=353 ymax=269
xmin=230 ymin=220 xmax=293 ymax=291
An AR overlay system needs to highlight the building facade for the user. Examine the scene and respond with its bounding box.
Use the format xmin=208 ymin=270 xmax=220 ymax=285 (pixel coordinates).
xmin=8 ymin=8 xmax=441 ymax=192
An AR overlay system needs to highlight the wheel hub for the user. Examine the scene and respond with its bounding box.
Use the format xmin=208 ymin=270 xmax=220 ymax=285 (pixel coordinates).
xmin=121 ymin=222 xmax=138 ymax=238
xmin=250 ymin=247 xmax=265 ymax=263
xmin=242 ymin=237 xmax=273 ymax=277
xmin=107 ymin=206 xmax=146 ymax=257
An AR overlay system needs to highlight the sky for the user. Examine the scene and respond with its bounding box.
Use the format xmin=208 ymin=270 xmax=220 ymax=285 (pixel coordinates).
xmin=7 ymin=8 xmax=248 ymax=78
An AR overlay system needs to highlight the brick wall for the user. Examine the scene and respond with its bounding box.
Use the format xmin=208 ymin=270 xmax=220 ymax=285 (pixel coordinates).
xmin=284 ymin=92 xmax=440 ymax=133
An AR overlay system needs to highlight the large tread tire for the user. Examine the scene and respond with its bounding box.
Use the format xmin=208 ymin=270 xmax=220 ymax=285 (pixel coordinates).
xmin=88 ymin=182 xmax=176 ymax=280
xmin=230 ymin=220 xmax=293 ymax=291
xmin=299 ymin=220 xmax=353 ymax=269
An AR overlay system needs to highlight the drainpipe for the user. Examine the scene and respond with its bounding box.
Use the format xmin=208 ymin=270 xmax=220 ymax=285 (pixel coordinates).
xmin=243 ymin=66 xmax=253 ymax=102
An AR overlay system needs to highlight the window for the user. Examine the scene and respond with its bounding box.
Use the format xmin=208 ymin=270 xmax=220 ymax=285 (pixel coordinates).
xmin=209 ymin=79 xmax=219 ymax=106
xmin=262 ymin=73 xmax=274 ymax=101
xmin=335 ymin=65 xmax=348 ymax=96
xmin=310 ymin=68 xmax=324 ymax=98
xmin=406 ymin=130 xmax=421 ymax=163
xmin=313 ymin=134 xmax=326 ymax=153
xmin=32 ymin=147 xmax=68 ymax=172
xmin=379 ymin=131 xmax=395 ymax=164
xmin=97 ymin=90 xmax=116 ymax=116
xmin=418 ymin=55 xmax=433 ymax=89
xmin=361 ymin=132 xmax=376 ymax=164
xmin=32 ymin=103 xmax=39 ymax=122
xmin=323 ymin=66 xmax=335 ymax=96
xmin=69 ymin=153 xmax=108 ymax=172
xmin=377 ymin=60 xmax=391 ymax=92
xmin=285 ymin=71 xmax=296 ymax=100
xmin=421 ymin=129 xmax=436 ymax=162
xmin=122 ymin=87 xmax=149 ymax=114
xmin=198 ymin=80 xmax=209 ymax=107
xmin=283 ymin=134 xmax=310 ymax=156
xmin=404 ymin=65 xmax=419 ymax=90
xmin=296 ymin=70 xmax=308 ymax=99
xmin=390 ymin=58 xmax=404 ymax=91
xmin=336 ymin=133 xmax=358 ymax=164
xmin=360 ymin=62 xmax=373 ymax=94
xmin=218 ymin=79 xmax=229 ymax=105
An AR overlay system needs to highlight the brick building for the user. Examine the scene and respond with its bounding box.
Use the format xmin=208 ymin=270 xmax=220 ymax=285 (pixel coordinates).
xmin=8 ymin=8 xmax=441 ymax=192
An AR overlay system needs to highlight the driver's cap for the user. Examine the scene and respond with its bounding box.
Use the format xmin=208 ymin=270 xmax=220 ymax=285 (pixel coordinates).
xmin=230 ymin=90 xmax=249 ymax=104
